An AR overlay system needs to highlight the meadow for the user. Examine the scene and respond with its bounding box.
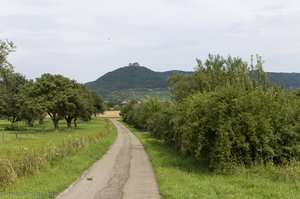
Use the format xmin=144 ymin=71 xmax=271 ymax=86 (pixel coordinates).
xmin=0 ymin=118 xmax=117 ymax=197
xmin=0 ymin=119 xmax=109 ymax=157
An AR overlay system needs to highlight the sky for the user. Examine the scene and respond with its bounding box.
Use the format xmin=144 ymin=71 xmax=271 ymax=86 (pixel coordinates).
xmin=0 ymin=0 xmax=300 ymax=83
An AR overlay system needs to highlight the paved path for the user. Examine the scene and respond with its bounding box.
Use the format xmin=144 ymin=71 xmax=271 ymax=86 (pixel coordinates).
xmin=56 ymin=119 xmax=161 ymax=199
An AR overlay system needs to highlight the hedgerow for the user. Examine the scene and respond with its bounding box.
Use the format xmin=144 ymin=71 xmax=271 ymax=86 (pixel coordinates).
xmin=121 ymin=54 xmax=300 ymax=172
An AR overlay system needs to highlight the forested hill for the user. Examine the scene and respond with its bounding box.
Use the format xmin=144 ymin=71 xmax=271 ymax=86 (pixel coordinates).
xmin=84 ymin=65 xmax=191 ymax=98
xmin=269 ymin=72 xmax=300 ymax=88
xmin=85 ymin=64 xmax=300 ymax=101
xmin=86 ymin=65 xmax=168 ymax=92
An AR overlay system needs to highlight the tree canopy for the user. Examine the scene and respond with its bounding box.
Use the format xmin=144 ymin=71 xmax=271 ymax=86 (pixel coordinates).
xmin=0 ymin=39 xmax=104 ymax=129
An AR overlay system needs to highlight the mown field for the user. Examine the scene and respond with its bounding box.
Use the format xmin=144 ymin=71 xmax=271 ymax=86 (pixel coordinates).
xmin=0 ymin=118 xmax=117 ymax=198
xmin=124 ymin=123 xmax=300 ymax=199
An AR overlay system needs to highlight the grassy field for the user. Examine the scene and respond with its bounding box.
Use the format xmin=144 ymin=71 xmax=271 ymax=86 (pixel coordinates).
xmin=0 ymin=118 xmax=117 ymax=198
xmin=124 ymin=123 xmax=300 ymax=199
xmin=0 ymin=119 xmax=109 ymax=158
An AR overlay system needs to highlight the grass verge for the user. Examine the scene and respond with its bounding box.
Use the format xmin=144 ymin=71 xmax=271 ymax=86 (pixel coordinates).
xmin=0 ymin=119 xmax=117 ymax=198
xmin=124 ymin=123 xmax=300 ymax=199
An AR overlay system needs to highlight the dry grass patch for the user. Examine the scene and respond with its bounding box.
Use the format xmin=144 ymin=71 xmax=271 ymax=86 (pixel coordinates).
xmin=98 ymin=111 xmax=121 ymax=118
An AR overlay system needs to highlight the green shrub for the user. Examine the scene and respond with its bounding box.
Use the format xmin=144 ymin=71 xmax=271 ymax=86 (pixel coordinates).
xmin=173 ymin=87 xmax=300 ymax=171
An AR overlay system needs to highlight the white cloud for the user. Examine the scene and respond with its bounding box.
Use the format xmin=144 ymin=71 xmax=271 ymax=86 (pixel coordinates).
xmin=0 ymin=0 xmax=299 ymax=82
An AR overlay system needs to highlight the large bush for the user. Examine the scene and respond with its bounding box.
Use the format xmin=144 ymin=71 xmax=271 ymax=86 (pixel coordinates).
xmin=122 ymin=55 xmax=300 ymax=171
xmin=172 ymin=87 xmax=300 ymax=171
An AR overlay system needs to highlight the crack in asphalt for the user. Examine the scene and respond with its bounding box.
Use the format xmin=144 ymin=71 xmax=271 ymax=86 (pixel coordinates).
xmin=120 ymin=134 xmax=133 ymax=199
xmin=120 ymin=153 xmax=132 ymax=199
xmin=56 ymin=119 xmax=161 ymax=199
xmin=94 ymin=127 xmax=132 ymax=199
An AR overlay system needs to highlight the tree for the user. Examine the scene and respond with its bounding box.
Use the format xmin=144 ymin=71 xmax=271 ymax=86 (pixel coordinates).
xmin=0 ymin=40 xmax=25 ymax=122
xmin=0 ymin=52 xmax=26 ymax=122
xmin=17 ymin=80 xmax=46 ymax=126
xmin=33 ymin=74 xmax=75 ymax=129
xmin=90 ymin=91 xmax=105 ymax=116
xmin=168 ymin=73 xmax=194 ymax=102
xmin=0 ymin=40 xmax=15 ymax=68
xmin=33 ymin=74 xmax=104 ymax=129
xmin=0 ymin=39 xmax=104 ymax=129
xmin=64 ymin=84 xmax=94 ymax=128
xmin=120 ymin=100 xmax=138 ymax=124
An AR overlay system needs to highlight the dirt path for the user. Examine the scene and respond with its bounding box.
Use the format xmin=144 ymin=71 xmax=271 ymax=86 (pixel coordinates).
xmin=56 ymin=119 xmax=161 ymax=199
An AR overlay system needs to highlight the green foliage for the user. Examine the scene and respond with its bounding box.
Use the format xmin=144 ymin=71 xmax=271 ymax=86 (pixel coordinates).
xmin=120 ymin=100 xmax=137 ymax=125
xmin=174 ymin=88 xmax=300 ymax=171
xmin=10 ymin=73 xmax=104 ymax=129
xmin=128 ymin=124 xmax=300 ymax=199
xmin=168 ymin=74 xmax=195 ymax=102
xmin=90 ymin=91 xmax=105 ymax=116
xmin=0 ymin=64 xmax=26 ymax=122
xmin=16 ymin=80 xmax=46 ymax=126
xmin=146 ymin=103 xmax=174 ymax=141
xmin=122 ymin=54 xmax=300 ymax=172
xmin=33 ymin=74 xmax=79 ymax=128
xmin=0 ymin=40 xmax=15 ymax=68
xmin=121 ymin=98 xmax=166 ymax=130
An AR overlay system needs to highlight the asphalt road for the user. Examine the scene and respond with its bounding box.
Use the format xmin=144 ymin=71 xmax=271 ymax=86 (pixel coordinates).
xmin=56 ymin=119 xmax=161 ymax=199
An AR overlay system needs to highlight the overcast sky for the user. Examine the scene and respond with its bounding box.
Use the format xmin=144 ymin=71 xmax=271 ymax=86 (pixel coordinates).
xmin=0 ymin=0 xmax=300 ymax=83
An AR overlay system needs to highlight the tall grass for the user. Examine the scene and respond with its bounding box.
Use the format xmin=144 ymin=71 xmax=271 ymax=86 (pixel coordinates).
xmin=0 ymin=118 xmax=112 ymax=188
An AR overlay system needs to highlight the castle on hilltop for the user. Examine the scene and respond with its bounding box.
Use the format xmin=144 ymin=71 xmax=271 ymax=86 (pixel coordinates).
xmin=128 ymin=62 xmax=140 ymax=67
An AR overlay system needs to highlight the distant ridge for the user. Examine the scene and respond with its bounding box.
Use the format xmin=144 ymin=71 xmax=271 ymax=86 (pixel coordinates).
xmin=268 ymin=72 xmax=300 ymax=88
xmin=85 ymin=64 xmax=300 ymax=103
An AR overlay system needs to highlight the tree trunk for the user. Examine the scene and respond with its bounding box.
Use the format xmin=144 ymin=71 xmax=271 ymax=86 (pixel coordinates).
xmin=65 ymin=117 xmax=73 ymax=129
xmin=67 ymin=120 xmax=72 ymax=128
xmin=12 ymin=116 xmax=16 ymax=123
xmin=74 ymin=118 xmax=77 ymax=128
xmin=27 ymin=120 xmax=33 ymax=127
xmin=53 ymin=117 xmax=59 ymax=130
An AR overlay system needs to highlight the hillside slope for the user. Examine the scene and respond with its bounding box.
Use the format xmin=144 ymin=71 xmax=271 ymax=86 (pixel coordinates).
xmin=85 ymin=65 xmax=191 ymax=103
xmin=85 ymin=65 xmax=300 ymax=103
xmin=85 ymin=66 xmax=168 ymax=94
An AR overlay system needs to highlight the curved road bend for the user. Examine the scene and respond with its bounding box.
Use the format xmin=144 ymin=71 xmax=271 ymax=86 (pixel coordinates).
xmin=56 ymin=119 xmax=161 ymax=199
